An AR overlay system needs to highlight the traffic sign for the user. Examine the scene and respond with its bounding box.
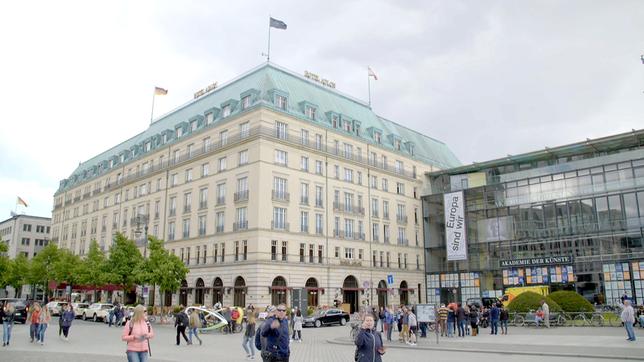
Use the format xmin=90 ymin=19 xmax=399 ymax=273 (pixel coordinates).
xmin=387 ymin=274 xmax=394 ymax=285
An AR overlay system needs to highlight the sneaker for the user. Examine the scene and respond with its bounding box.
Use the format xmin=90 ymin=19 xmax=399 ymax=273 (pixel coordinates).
xmin=64 ymin=337 xmax=68 ymax=342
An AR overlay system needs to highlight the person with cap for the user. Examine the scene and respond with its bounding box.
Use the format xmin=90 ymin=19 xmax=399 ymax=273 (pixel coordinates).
xmin=261 ymin=304 xmax=290 ymax=361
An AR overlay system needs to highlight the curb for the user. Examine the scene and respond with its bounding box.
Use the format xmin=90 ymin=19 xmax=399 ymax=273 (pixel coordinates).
xmin=326 ymin=338 xmax=644 ymax=361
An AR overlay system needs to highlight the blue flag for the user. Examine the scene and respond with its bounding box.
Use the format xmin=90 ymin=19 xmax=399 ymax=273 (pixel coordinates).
xmin=270 ymin=17 xmax=287 ymax=30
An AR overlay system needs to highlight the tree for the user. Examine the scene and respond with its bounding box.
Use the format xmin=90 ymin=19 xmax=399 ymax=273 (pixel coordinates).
xmin=5 ymin=254 xmax=30 ymax=298
xmin=53 ymin=248 xmax=82 ymax=299
xmin=140 ymin=236 xmax=188 ymax=305
xmin=29 ymin=243 xmax=61 ymax=300
xmin=107 ymin=233 xmax=144 ymax=290
xmin=0 ymin=239 xmax=11 ymax=290
xmin=77 ymin=240 xmax=109 ymax=301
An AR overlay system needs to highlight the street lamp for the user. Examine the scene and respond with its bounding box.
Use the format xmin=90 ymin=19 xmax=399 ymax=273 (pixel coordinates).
xmin=133 ymin=214 xmax=150 ymax=258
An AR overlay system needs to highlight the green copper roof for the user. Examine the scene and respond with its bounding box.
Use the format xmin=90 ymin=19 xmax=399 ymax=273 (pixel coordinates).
xmin=58 ymin=62 xmax=461 ymax=193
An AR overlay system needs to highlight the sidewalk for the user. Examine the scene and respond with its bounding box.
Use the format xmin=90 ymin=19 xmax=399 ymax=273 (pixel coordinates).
xmin=329 ymin=326 xmax=644 ymax=360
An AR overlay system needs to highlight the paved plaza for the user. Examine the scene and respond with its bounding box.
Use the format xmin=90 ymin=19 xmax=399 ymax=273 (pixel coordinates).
xmin=0 ymin=318 xmax=643 ymax=361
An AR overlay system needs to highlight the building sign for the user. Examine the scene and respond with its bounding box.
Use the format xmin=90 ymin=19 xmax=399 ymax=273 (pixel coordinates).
xmin=194 ymin=82 xmax=218 ymax=99
xmin=304 ymin=70 xmax=336 ymax=89
xmin=444 ymin=191 xmax=467 ymax=261
xmin=500 ymin=256 xmax=573 ymax=268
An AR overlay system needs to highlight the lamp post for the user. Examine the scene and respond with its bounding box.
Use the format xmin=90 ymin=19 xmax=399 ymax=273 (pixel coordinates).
xmin=133 ymin=214 xmax=150 ymax=305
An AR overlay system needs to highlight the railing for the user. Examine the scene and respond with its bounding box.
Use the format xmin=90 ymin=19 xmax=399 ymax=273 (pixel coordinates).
xmin=234 ymin=190 xmax=249 ymax=202
xmin=184 ymin=205 xmax=191 ymax=213
xmin=233 ymin=221 xmax=248 ymax=231
xmin=300 ymin=197 xmax=309 ymax=205
xmin=271 ymin=221 xmax=289 ymax=231
xmin=384 ymin=236 xmax=390 ymax=244
xmin=315 ymin=199 xmax=323 ymax=208
xmin=397 ymin=215 xmax=408 ymax=224
xmin=272 ymin=191 xmax=290 ymax=202
xmin=169 ymin=209 xmax=176 ymax=217
xmin=397 ymin=238 xmax=409 ymax=246
xmin=216 ymin=225 xmax=224 ymax=233
xmin=300 ymin=225 xmax=309 ymax=233
xmin=199 ymin=201 xmax=207 ymax=209
xmin=216 ymin=197 xmax=225 ymax=205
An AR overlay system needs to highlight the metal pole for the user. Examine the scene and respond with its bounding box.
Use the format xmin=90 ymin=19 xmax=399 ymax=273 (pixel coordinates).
xmin=367 ymin=71 xmax=371 ymax=107
xmin=267 ymin=21 xmax=271 ymax=62
xmin=150 ymin=93 xmax=156 ymax=123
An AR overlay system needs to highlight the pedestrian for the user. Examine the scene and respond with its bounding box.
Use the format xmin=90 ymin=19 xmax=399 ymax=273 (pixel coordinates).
xmin=255 ymin=305 xmax=276 ymax=361
xmin=622 ymin=300 xmax=636 ymax=342
xmin=188 ymin=309 xmax=202 ymax=346
xmin=242 ymin=308 xmax=256 ymax=360
xmin=438 ymin=304 xmax=448 ymax=337
xmin=354 ymin=314 xmax=385 ymax=362
xmin=29 ymin=302 xmax=41 ymax=343
xmin=447 ymin=304 xmax=455 ymax=338
xmin=396 ymin=307 xmax=403 ymax=339
xmin=290 ymin=307 xmax=298 ymax=341
xmin=490 ymin=303 xmax=500 ymax=335
xmin=60 ymin=304 xmax=75 ymax=341
xmin=115 ymin=303 xmax=125 ymax=327
xmin=407 ymin=309 xmax=417 ymax=346
xmin=292 ymin=309 xmax=303 ymax=342
xmin=400 ymin=306 xmax=410 ymax=343
xmin=384 ymin=307 xmax=394 ymax=342
xmin=121 ymin=305 xmax=154 ymax=362
xmin=108 ymin=303 xmax=116 ymax=327
xmin=261 ymin=303 xmax=290 ymax=362
xmin=540 ymin=299 xmax=550 ymax=328
xmin=499 ymin=304 xmax=509 ymax=335
xmin=464 ymin=305 xmax=470 ymax=335
xmin=469 ymin=307 xmax=479 ymax=336
xmin=378 ymin=306 xmax=385 ymax=333
xmin=38 ymin=305 xmax=51 ymax=345
xmin=174 ymin=307 xmax=191 ymax=345
xmin=2 ymin=303 xmax=15 ymax=347
xmin=456 ymin=303 xmax=466 ymax=338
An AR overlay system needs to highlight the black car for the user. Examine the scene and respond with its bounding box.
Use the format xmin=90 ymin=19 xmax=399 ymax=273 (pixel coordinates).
xmin=466 ymin=297 xmax=500 ymax=309
xmin=0 ymin=298 xmax=30 ymax=324
xmin=303 ymin=308 xmax=350 ymax=328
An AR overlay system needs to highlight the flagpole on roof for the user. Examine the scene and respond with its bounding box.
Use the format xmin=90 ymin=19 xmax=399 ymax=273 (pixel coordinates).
xmin=150 ymin=91 xmax=156 ymax=124
xmin=368 ymin=67 xmax=372 ymax=108
xmin=267 ymin=16 xmax=271 ymax=62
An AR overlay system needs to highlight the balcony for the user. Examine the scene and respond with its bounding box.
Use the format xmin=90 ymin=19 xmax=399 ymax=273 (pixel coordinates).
xmin=315 ymin=199 xmax=323 ymax=208
xmin=169 ymin=209 xmax=176 ymax=217
xmin=398 ymin=238 xmax=409 ymax=246
xmin=397 ymin=215 xmax=408 ymax=225
xmin=216 ymin=225 xmax=224 ymax=233
xmin=315 ymin=228 xmax=324 ymax=236
xmin=199 ymin=201 xmax=208 ymax=210
xmin=334 ymin=229 xmax=344 ymax=238
xmin=216 ymin=197 xmax=226 ymax=206
xmin=272 ymin=191 xmax=290 ymax=202
xmin=384 ymin=236 xmax=390 ymax=244
xmin=234 ymin=190 xmax=249 ymax=202
xmin=271 ymin=221 xmax=289 ymax=231
xmin=300 ymin=196 xmax=309 ymax=206
xmin=300 ymin=225 xmax=309 ymax=233
xmin=184 ymin=205 xmax=192 ymax=213
xmin=372 ymin=211 xmax=379 ymax=218
xmin=233 ymin=221 xmax=248 ymax=231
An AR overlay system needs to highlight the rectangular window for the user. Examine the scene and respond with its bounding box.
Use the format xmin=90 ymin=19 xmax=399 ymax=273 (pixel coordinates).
xmin=242 ymin=95 xmax=251 ymax=109
xmin=217 ymin=183 xmax=226 ymax=205
xmin=275 ymin=150 xmax=288 ymax=166
xmin=276 ymin=95 xmax=287 ymax=110
xmin=281 ymin=241 xmax=288 ymax=261
xmin=273 ymin=207 xmax=287 ymax=229
xmin=315 ymin=134 xmax=323 ymax=150
xmin=315 ymin=160 xmax=323 ymax=175
xmin=240 ymin=122 xmax=250 ymax=138
xmin=345 ymin=248 xmax=354 ymax=259
xmin=235 ymin=241 xmax=239 ymax=261
xmin=271 ymin=240 xmax=277 ymax=261
xmin=315 ymin=186 xmax=323 ymax=207
xmin=372 ymin=223 xmax=379 ymax=241
xmin=220 ymin=130 xmax=229 ymax=146
xmin=381 ymin=178 xmax=388 ymax=191
xmin=300 ymin=211 xmax=309 ymax=232
xmin=198 ymin=215 xmax=206 ymax=236
xmin=202 ymin=163 xmax=209 ymax=177
xmin=335 ymin=246 xmax=340 ymax=258
xmin=305 ymin=106 xmax=316 ymax=119
xmin=199 ymin=188 xmax=208 ymax=209
xmin=301 ymin=183 xmax=309 ymax=205
xmin=316 ymin=213 xmax=323 ymax=235
xmin=222 ymin=105 xmax=231 ymax=117
xmin=183 ymin=192 xmax=192 ymax=213
xmin=276 ymin=121 xmax=288 ymax=139
xmin=242 ymin=240 xmax=248 ymax=261
xmin=301 ymin=156 xmax=309 ymax=172
xmin=300 ymin=243 xmax=305 ymax=263
xmin=239 ymin=150 xmax=248 ymax=165
xmin=344 ymin=143 xmax=353 ymax=159
xmin=301 ymin=129 xmax=309 ymax=145
xmin=168 ymin=222 xmax=175 ymax=241
xmin=182 ymin=219 xmax=190 ymax=238
xmin=370 ymin=176 xmax=377 ymax=189
xmin=396 ymin=182 xmax=405 ymax=195
xmin=206 ymin=112 xmax=214 ymax=125
xmin=218 ymin=157 xmax=227 ymax=171
xmin=344 ymin=168 xmax=353 ymax=182
xmin=216 ymin=212 xmax=225 ymax=232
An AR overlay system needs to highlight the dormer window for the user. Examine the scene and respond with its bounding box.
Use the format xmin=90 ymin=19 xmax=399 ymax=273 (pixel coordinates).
xmin=305 ymin=106 xmax=316 ymax=119
xmin=191 ymin=120 xmax=198 ymax=131
xmin=344 ymin=121 xmax=351 ymax=133
xmin=332 ymin=115 xmax=339 ymax=128
xmin=276 ymin=95 xmax=287 ymax=110
xmin=355 ymin=125 xmax=361 ymax=136
xmin=206 ymin=112 xmax=214 ymax=125
xmin=409 ymin=144 xmax=414 ymax=156
xmin=145 ymin=142 xmax=151 ymax=152
xmin=120 ymin=154 xmax=125 ymax=163
xmin=176 ymin=127 xmax=183 ymax=138
xmin=163 ymin=133 xmax=168 ymax=143
xmin=374 ymin=132 xmax=381 ymax=144
xmin=222 ymin=104 xmax=231 ymax=117
xmin=241 ymin=95 xmax=251 ymax=109
xmin=395 ymin=139 xmax=401 ymax=151
xmin=109 ymin=160 xmax=114 ymax=168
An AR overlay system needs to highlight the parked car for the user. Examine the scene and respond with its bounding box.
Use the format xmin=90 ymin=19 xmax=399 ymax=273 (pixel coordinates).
xmin=72 ymin=303 xmax=90 ymax=319
xmin=303 ymin=308 xmax=350 ymax=328
xmin=0 ymin=298 xmax=29 ymax=324
xmin=466 ymin=297 xmax=501 ymax=309
xmin=45 ymin=301 xmax=69 ymax=316
xmin=82 ymin=303 xmax=114 ymax=322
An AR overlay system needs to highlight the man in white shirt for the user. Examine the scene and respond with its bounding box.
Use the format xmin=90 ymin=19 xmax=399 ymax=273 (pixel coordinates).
xmin=540 ymin=300 xmax=550 ymax=328
xmin=622 ymin=300 xmax=636 ymax=341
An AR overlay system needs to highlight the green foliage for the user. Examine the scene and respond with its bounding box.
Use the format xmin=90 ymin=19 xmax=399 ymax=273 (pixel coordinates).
xmin=53 ymin=249 xmax=82 ymax=286
xmin=29 ymin=243 xmax=61 ymax=293
xmin=77 ymin=240 xmax=109 ymax=288
xmin=507 ymin=291 xmax=562 ymax=313
xmin=5 ymin=254 xmax=30 ymax=294
xmin=107 ymin=233 xmax=144 ymax=289
xmin=0 ymin=239 xmax=10 ymax=288
xmin=141 ymin=236 xmax=188 ymax=294
xmin=307 ymin=306 xmax=316 ymax=317
xmin=549 ymin=291 xmax=594 ymax=313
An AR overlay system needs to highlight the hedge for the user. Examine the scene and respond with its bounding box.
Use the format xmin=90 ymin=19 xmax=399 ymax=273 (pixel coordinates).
xmin=549 ymin=291 xmax=594 ymax=313
xmin=507 ymin=291 xmax=562 ymax=313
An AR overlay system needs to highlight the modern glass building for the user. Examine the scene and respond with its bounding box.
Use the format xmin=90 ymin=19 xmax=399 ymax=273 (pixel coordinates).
xmin=422 ymin=129 xmax=644 ymax=306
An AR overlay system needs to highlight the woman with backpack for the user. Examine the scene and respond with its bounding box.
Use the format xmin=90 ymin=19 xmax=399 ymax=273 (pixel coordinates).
xmin=122 ymin=305 xmax=154 ymax=362
xmin=242 ymin=309 xmax=256 ymax=359
xmin=188 ymin=309 xmax=202 ymax=345
xmin=355 ymin=314 xmax=385 ymax=362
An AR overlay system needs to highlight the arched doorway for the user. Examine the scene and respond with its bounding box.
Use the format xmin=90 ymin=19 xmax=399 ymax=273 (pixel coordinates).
xmin=271 ymin=276 xmax=288 ymax=306
xmin=195 ymin=278 xmax=205 ymax=305
xmin=400 ymin=281 xmax=409 ymax=306
xmin=377 ymin=280 xmax=388 ymax=308
xmin=179 ymin=279 xmax=188 ymax=306
xmin=305 ymin=278 xmax=319 ymax=307
xmin=234 ymin=276 xmax=246 ymax=307
xmin=213 ymin=277 xmax=224 ymax=306
xmin=343 ymin=275 xmax=359 ymax=314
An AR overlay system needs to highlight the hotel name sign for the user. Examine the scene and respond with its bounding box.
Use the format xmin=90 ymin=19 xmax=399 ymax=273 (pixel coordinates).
xmin=194 ymin=82 xmax=219 ymax=99
xmin=500 ymin=256 xmax=573 ymax=268
xmin=304 ymin=70 xmax=336 ymax=89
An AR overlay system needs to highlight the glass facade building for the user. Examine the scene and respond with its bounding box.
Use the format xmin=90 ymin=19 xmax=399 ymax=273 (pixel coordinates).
xmin=423 ymin=130 xmax=644 ymax=306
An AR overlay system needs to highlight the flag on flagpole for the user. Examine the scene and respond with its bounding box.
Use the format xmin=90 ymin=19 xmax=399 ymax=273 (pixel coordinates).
xmin=154 ymin=87 xmax=168 ymax=96
xmin=17 ymin=196 xmax=28 ymax=207
xmin=269 ymin=17 xmax=287 ymax=30
xmin=368 ymin=67 xmax=378 ymax=80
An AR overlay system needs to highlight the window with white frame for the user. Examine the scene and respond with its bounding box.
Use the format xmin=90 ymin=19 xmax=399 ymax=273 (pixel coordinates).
xmin=275 ymin=149 xmax=288 ymax=166
xmin=372 ymin=223 xmax=379 ymax=241
xmin=240 ymin=122 xmax=250 ymax=138
xmin=276 ymin=95 xmax=287 ymax=110
xmin=315 ymin=160 xmax=323 ymax=175
xmin=344 ymin=168 xmax=353 ymax=182
xmin=273 ymin=177 xmax=287 ymax=196
xmin=218 ymin=157 xmax=227 ymax=171
xmin=202 ymin=163 xmax=209 ymax=177
xmin=344 ymin=247 xmax=354 ymax=259
xmin=241 ymin=95 xmax=251 ymax=109
xmin=374 ymin=132 xmax=381 ymax=143
xmin=305 ymin=106 xmax=315 ymax=119
xmin=381 ymin=178 xmax=388 ymax=191
xmin=203 ymin=137 xmax=211 ymax=152
xmin=345 ymin=219 xmax=354 ymax=238
xmin=370 ymin=175 xmax=377 ymax=189
xmin=344 ymin=143 xmax=353 ymax=159
xmin=275 ymin=121 xmax=288 ymax=139
xmin=300 ymin=156 xmax=309 ymax=171
xmin=185 ymin=169 xmax=193 ymax=182
xmin=301 ymin=129 xmax=309 ymax=145
xmin=239 ymin=150 xmax=248 ymax=165
xmin=206 ymin=112 xmax=214 ymax=125
xmin=396 ymin=182 xmax=405 ymax=195
xmin=383 ymin=201 xmax=389 ymax=219
xmin=220 ymin=130 xmax=228 ymax=146
xmin=316 ymin=213 xmax=323 ymax=234
xmin=216 ymin=212 xmax=225 ymax=231
xmin=315 ymin=186 xmax=323 ymax=207
xmin=315 ymin=134 xmax=323 ymax=150
xmin=273 ymin=207 xmax=286 ymax=228
xmin=300 ymin=211 xmax=308 ymax=232
xmin=222 ymin=104 xmax=231 ymax=117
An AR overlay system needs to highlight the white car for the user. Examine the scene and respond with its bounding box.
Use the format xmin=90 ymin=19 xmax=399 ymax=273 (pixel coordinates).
xmin=45 ymin=301 xmax=69 ymax=316
xmin=72 ymin=303 xmax=90 ymax=319
xmin=82 ymin=303 xmax=114 ymax=322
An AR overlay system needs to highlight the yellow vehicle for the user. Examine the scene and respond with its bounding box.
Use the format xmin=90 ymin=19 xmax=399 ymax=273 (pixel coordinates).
xmin=501 ymin=285 xmax=549 ymax=306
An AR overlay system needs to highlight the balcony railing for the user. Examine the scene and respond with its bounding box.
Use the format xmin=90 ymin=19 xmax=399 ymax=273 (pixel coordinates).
xmin=300 ymin=225 xmax=309 ymax=233
xmin=384 ymin=236 xmax=390 ymax=244
xmin=315 ymin=199 xmax=323 ymax=208
xmin=233 ymin=221 xmax=248 ymax=231
xmin=199 ymin=201 xmax=207 ymax=210
xmin=398 ymin=238 xmax=409 ymax=246
xmin=300 ymin=196 xmax=309 ymax=205
xmin=169 ymin=209 xmax=176 ymax=217
xmin=216 ymin=225 xmax=224 ymax=233
xmin=234 ymin=190 xmax=249 ymax=202
xmin=372 ymin=211 xmax=379 ymax=218
xmin=272 ymin=191 xmax=290 ymax=202
xmin=271 ymin=221 xmax=289 ymax=231
xmin=216 ymin=197 xmax=226 ymax=205
xmin=397 ymin=215 xmax=408 ymax=224
xmin=184 ymin=205 xmax=191 ymax=213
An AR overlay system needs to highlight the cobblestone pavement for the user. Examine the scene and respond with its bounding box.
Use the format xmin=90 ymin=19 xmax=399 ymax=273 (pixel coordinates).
xmin=0 ymin=318 xmax=641 ymax=361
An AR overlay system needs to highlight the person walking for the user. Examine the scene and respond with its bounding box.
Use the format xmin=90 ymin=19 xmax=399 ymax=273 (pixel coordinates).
xmin=438 ymin=304 xmax=448 ymax=337
xmin=407 ymin=309 xmax=417 ymax=346
xmin=540 ymin=300 xmax=550 ymax=328
xmin=255 ymin=305 xmax=276 ymax=361
xmin=2 ymin=303 xmax=15 ymax=346
xmin=499 ymin=305 xmax=509 ymax=335
xmin=396 ymin=307 xmax=403 ymax=340
xmin=174 ymin=308 xmax=191 ymax=345
xmin=121 ymin=305 xmax=154 ymax=362
xmin=60 ymin=304 xmax=75 ymax=341
xmin=242 ymin=309 xmax=256 ymax=360
xmin=37 ymin=306 xmax=51 ymax=345
xmin=456 ymin=303 xmax=466 ymax=338
xmin=490 ymin=303 xmax=500 ymax=335
xmin=292 ymin=309 xmax=303 ymax=342
xmin=384 ymin=307 xmax=394 ymax=342
xmin=622 ymin=300 xmax=636 ymax=342
xmin=447 ymin=304 xmax=455 ymax=338
xmin=355 ymin=315 xmax=385 ymax=362
xmin=469 ymin=307 xmax=479 ymax=337
xmin=378 ymin=306 xmax=385 ymax=333
xmin=261 ymin=304 xmax=290 ymax=362
xmin=29 ymin=302 xmax=41 ymax=343
xmin=188 ymin=309 xmax=202 ymax=346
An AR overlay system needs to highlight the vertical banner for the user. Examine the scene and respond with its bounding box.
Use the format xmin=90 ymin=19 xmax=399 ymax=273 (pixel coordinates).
xmin=444 ymin=191 xmax=467 ymax=261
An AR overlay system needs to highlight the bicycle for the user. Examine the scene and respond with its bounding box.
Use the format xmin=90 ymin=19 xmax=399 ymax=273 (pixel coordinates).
xmin=571 ymin=312 xmax=604 ymax=327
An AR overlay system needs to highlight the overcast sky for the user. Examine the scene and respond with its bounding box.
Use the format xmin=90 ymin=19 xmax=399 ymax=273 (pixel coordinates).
xmin=1 ymin=0 xmax=643 ymax=219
